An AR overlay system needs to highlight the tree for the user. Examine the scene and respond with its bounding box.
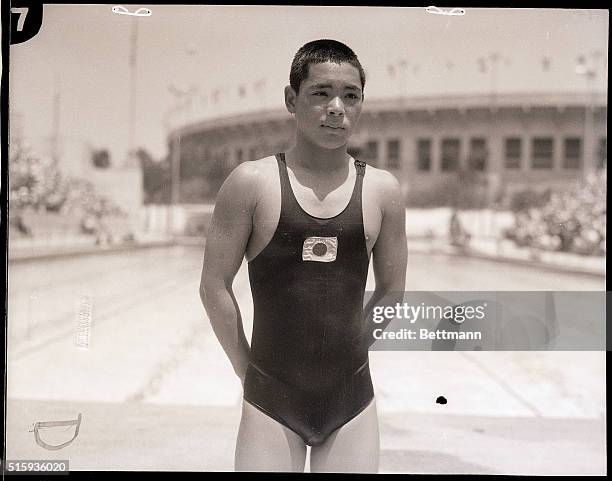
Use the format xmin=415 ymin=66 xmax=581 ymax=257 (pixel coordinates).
xmin=9 ymin=143 xmax=67 ymax=212
xmin=134 ymin=147 xmax=171 ymax=204
xmin=92 ymin=149 xmax=111 ymax=168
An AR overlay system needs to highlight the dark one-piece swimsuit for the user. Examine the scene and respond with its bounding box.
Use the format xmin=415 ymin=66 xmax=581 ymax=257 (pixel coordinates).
xmin=243 ymin=152 xmax=374 ymax=447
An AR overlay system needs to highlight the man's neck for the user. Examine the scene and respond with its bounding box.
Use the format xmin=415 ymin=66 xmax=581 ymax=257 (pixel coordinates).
xmin=285 ymin=134 xmax=350 ymax=174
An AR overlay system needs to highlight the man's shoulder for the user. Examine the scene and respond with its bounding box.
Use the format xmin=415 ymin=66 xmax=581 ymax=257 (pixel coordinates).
xmin=358 ymin=164 xmax=404 ymax=223
xmin=226 ymin=155 xmax=277 ymax=183
xmin=359 ymin=163 xmax=403 ymax=213
xmin=362 ymin=163 xmax=401 ymax=191
xmin=218 ymin=155 xmax=278 ymax=207
xmin=248 ymin=154 xmax=279 ymax=172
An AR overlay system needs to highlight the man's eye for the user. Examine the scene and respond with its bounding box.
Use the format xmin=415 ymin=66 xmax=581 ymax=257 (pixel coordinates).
xmin=346 ymin=94 xmax=359 ymax=99
xmin=313 ymin=92 xmax=327 ymax=96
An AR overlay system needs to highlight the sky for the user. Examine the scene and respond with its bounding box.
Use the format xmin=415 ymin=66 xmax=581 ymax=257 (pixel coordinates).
xmin=9 ymin=6 xmax=609 ymax=163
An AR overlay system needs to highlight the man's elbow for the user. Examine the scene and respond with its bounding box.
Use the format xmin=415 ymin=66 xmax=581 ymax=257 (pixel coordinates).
xmin=199 ymin=275 xmax=229 ymax=307
xmin=199 ymin=283 xmax=207 ymax=306
xmin=199 ymin=277 xmax=217 ymax=308
xmin=375 ymin=282 xmax=403 ymax=295
xmin=375 ymin=268 xmax=406 ymax=294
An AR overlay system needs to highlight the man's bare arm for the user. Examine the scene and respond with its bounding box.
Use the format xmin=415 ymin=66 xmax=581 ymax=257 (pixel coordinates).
xmin=199 ymin=162 xmax=259 ymax=384
xmin=363 ymin=171 xmax=407 ymax=347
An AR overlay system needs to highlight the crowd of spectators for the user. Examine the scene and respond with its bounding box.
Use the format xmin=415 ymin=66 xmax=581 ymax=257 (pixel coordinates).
xmin=9 ymin=146 xmax=127 ymax=244
xmin=504 ymin=168 xmax=606 ymax=256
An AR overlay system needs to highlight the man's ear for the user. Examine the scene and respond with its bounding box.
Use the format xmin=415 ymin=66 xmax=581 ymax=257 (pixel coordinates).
xmin=284 ymin=85 xmax=297 ymax=115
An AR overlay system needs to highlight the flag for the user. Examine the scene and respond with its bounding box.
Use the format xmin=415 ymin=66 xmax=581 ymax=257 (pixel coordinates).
xmin=254 ymin=78 xmax=266 ymax=93
xmin=542 ymin=56 xmax=551 ymax=71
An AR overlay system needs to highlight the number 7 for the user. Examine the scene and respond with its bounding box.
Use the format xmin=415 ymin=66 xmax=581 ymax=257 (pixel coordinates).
xmin=11 ymin=7 xmax=29 ymax=32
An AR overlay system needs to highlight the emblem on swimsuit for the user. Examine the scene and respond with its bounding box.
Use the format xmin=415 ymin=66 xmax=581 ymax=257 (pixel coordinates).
xmin=302 ymin=236 xmax=338 ymax=262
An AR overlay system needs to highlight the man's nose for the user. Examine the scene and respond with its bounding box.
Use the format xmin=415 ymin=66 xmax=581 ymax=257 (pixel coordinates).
xmin=327 ymin=96 xmax=345 ymax=116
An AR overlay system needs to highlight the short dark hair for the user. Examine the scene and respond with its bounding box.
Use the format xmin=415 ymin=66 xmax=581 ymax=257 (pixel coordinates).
xmin=289 ymin=39 xmax=366 ymax=95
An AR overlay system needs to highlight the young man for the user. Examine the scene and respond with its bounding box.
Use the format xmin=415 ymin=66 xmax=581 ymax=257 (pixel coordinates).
xmin=200 ymin=39 xmax=407 ymax=473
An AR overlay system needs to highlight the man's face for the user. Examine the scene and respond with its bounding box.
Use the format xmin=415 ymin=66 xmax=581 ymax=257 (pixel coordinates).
xmin=287 ymin=61 xmax=363 ymax=150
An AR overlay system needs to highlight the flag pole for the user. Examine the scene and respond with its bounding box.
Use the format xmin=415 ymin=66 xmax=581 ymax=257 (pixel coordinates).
xmin=127 ymin=15 xmax=138 ymax=167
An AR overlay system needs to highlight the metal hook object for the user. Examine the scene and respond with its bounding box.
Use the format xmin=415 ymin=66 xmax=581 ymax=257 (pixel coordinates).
xmin=112 ymin=5 xmax=152 ymax=16
xmin=32 ymin=413 xmax=82 ymax=451
xmin=426 ymin=6 xmax=466 ymax=16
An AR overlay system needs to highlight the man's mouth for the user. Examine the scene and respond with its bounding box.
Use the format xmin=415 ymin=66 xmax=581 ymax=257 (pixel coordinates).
xmin=322 ymin=124 xmax=344 ymax=130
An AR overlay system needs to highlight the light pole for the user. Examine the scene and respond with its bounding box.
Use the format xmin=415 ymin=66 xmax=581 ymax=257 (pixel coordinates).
xmin=126 ymin=15 xmax=139 ymax=168
xmin=166 ymin=83 xmax=196 ymax=236
xmin=478 ymin=52 xmax=503 ymax=244
xmin=575 ymin=51 xmax=602 ymax=176
xmin=386 ymin=59 xmax=415 ymax=197
xmin=51 ymin=74 xmax=61 ymax=165
xmin=165 ymin=45 xmax=199 ymax=236
xmin=170 ymin=122 xmax=181 ymax=235
xmin=478 ymin=52 xmax=501 ymax=199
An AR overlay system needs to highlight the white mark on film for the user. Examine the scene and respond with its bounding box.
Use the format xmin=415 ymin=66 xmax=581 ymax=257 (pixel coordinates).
xmin=74 ymin=295 xmax=93 ymax=349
